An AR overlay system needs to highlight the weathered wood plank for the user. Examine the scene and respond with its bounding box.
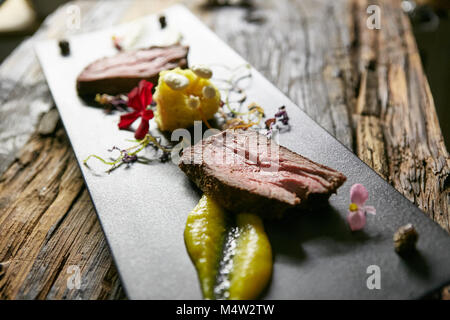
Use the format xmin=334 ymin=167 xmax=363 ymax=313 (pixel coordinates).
xmin=209 ymin=0 xmax=449 ymax=231
xmin=352 ymin=0 xmax=450 ymax=231
xmin=0 ymin=128 xmax=125 ymax=299
xmin=0 ymin=0 xmax=134 ymax=300
xmin=0 ymin=0 xmax=448 ymax=299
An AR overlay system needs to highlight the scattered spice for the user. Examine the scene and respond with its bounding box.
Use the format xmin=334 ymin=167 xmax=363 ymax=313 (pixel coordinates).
xmin=265 ymin=105 xmax=290 ymax=137
xmin=347 ymin=184 xmax=376 ymax=231
xmin=159 ymin=15 xmax=167 ymax=29
xmin=275 ymin=105 xmax=289 ymax=125
xmin=118 ymin=80 xmax=154 ymax=140
xmin=58 ymin=39 xmax=70 ymax=56
xmin=265 ymin=118 xmax=276 ymax=130
xmin=394 ymin=224 xmax=418 ymax=255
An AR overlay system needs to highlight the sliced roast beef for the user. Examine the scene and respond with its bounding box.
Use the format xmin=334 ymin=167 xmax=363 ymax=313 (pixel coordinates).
xmin=179 ymin=130 xmax=346 ymax=218
xmin=77 ymin=44 xmax=189 ymax=97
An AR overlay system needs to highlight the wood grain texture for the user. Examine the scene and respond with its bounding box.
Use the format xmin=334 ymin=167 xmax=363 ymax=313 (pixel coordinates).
xmin=0 ymin=0 xmax=448 ymax=299
xmin=210 ymin=0 xmax=449 ymax=231
xmin=0 ymin=0 xmax=134 ymax=300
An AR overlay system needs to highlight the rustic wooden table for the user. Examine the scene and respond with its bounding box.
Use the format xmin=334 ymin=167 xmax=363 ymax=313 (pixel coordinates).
xmin=0 ymin=0 xmax=449 ymax=299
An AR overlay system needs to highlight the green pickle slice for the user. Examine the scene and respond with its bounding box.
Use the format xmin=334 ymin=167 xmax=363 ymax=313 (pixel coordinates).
xmin=184 ymin=195 xmax=272 ymax=300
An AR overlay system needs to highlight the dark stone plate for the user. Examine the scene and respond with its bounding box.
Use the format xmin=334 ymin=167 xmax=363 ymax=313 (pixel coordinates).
xmin=36 ymin=5 xmax=450 ymax=299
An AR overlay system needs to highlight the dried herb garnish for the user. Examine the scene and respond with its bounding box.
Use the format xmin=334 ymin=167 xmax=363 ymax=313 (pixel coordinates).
xmin=95 ymin=93 xmax=128 ymax=113
xmin=211 ymin=65 xmax=290 ymax=135
xmin=209 ymin=64 xmax=268 ymax=130
xmin=210 ymin=64 xmax=252 ymax=116
xmin=223 ymin=102 xmax=265 ymax=130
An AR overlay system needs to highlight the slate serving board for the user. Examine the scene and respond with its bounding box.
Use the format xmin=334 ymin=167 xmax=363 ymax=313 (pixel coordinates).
xmin=36 ymin=5 xmax=450 ymax=299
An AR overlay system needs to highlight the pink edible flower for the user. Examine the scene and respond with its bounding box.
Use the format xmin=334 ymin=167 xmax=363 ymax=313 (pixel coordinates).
xmin=347 ymin=184 xmax=376 ymax=231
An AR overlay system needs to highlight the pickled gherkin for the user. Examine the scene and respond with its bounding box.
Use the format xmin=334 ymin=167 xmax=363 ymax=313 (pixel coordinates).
xmin=184 ymin=195 xmax=272 ymax=300
xmin=228 ymin=213 xmax=272 ymax=300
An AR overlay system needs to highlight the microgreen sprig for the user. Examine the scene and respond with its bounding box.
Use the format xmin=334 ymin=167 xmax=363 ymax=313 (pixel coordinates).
xmin=210 ymin=63 xmax=252 ymax=117
xmin=83 ymin=133 xmax=171 ymax=173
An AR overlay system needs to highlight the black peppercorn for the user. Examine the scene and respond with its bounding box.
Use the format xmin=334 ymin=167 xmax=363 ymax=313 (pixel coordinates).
xmin=58 ymin=39 xmax=70 ymax=56
xmin=394 ymin=224 xmax=418 ymax=255
xmin=159 ymin=15 xmax=167 ymax=29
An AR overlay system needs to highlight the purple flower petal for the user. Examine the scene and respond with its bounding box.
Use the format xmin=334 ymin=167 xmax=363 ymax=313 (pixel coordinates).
xmin=350 ymin=183 xmax=368 ymax=207
xmin=347 ymin=209 xmax=366 ymax=231
xmin=364 ymin=205 xmax=376 ymax=215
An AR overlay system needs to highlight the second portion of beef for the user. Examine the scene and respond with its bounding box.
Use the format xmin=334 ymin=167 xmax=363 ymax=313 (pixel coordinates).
xmin=77 ymin=45 xmax=189 ymax=97
xmin=179 ymin=130 xmax=347 ymax=218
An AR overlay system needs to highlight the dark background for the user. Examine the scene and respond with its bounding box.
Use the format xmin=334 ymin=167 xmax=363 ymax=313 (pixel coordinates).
xmin=1 ymin=0 xmax=449 ymax=148
xmin=412 ymin=8 xmax=450 ymax=149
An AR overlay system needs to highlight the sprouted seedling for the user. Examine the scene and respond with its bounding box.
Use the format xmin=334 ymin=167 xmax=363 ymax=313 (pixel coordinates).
xmin=83 ymin=133 xmax=171 ymax=173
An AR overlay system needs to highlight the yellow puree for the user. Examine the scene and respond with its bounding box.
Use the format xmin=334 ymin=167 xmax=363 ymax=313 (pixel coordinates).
xmin=184 ymin=195 xmax=272 ymax=300
xmin=228 ymin=213 xmax=272 ymax=300
xmin=154 ymin=68 xmax=221 ymax=131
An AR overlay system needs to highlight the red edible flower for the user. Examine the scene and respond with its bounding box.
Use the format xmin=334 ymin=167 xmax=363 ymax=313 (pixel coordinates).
xmin=118 ymin=80 xmax=154 ymax=140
